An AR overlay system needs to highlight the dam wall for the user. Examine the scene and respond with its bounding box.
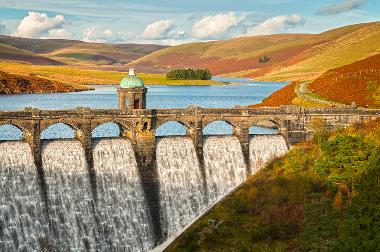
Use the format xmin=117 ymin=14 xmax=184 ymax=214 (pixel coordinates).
xmin=0 ymin=135 xmax=287 ymax=251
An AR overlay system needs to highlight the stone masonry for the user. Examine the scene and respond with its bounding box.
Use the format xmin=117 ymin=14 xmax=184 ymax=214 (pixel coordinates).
xmin=1 ymin=105 xmax=380 ymax=243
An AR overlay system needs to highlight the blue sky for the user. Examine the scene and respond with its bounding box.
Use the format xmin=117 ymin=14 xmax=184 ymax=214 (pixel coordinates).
xmin=0 ymin=0 xmax=379 ymax=45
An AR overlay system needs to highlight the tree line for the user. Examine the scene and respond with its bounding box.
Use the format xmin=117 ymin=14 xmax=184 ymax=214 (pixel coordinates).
xmin=166 ymin=68 xmax=212 ymax=80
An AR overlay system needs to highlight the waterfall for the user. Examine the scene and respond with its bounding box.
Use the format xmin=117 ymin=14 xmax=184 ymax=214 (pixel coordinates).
xmin=0 ymin=134 xmax=289 ymax=251
xmin=0 ymin=142 xmax=48 ymax=252
xmin=249 ymin=135 xmax=288 ymax=174
xmin=156 ymin=137 xmax=205 ymax=238
xmin=203 ymin=136 xmax=247 ymax=205
xmin=42 ymin=140 xmax=98 ymax=251
xmin=93 ymin=138 xmax=154 ymax=251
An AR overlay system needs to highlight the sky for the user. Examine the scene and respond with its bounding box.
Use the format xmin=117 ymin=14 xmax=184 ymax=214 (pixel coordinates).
xmin=0 ymin=0 xmax=379 ymax=45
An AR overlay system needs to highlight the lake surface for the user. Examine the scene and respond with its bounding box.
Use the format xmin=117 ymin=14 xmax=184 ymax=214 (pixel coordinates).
xmin=0 ymin=78 xmax=287 ymax=138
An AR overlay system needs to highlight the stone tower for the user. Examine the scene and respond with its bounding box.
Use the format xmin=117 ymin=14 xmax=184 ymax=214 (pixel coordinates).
xmin=117 ymin=68 xmax=147 ymax=110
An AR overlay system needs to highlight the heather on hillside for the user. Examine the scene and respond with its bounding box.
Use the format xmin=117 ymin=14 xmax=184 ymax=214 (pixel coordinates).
xmin=310 ymin=54 xmax=380 ymax=107
xmin=250 ymin=82 xmax=297 ymax=108
xmin=167 ymin=119 xmax=380 ymax=251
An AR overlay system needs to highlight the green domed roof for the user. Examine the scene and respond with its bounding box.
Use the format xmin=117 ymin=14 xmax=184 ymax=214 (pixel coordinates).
xmin=120 ymin=68 xmax=144 ymax=88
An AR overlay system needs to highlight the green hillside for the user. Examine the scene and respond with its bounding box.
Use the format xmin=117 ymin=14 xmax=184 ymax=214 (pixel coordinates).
xmin=168 ymin=119 xmax=380 ymax=251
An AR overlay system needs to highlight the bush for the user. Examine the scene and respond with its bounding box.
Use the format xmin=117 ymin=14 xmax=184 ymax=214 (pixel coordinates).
xmin=166 ymin=68 xmax=212 ymax=80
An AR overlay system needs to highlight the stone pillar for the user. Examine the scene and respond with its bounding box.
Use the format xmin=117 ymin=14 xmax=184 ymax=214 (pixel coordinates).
xmin=233 ymin=126 xmax=251 ymax=175
xmin=25 ymin=109 xmax=49 ymax=211
xmin=188 ymin=118 xmax=208 ymax=200
xmin=131 ymin=120 xmax=163 ymax=244
xmin=117 ymin=88 xmax=126 ymax=110
xmin=76 ymin=108 xmax=98 ymax=204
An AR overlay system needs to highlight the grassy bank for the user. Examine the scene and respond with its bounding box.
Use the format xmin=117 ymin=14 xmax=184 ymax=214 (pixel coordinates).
xmin=167 ymin=119 xmax=380 ymax=251
xmin=0 ymin=60 xmax=223 ymax=86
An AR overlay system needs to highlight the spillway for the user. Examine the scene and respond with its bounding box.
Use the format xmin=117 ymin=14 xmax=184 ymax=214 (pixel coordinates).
xmin=42 ymin=140 xmax=98 ymax=251
xmin=93 ymin=138 xmax=154 ymax=251
xmin=0 ymin=134 xmax=288 ymax=251
xmin=203 ymin=136 xmax=247 ymax=205
xmin=249 ymin=135 xmax=288 ymax=174
xmin=156 ymin=137 xmax=205 ymax=239
xmin=0 ymin=142 xmax=47 ymax=251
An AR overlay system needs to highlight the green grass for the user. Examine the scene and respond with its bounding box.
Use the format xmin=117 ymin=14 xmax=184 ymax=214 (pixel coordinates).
xmin=167 ymin=120 xmax=380 ymax=251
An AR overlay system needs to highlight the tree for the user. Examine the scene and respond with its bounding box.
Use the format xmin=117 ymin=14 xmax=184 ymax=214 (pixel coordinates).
xmin=166 ymin=68 xmax=212 ymax=80
xmin=259 ymin=55 xmax=270 ymax=64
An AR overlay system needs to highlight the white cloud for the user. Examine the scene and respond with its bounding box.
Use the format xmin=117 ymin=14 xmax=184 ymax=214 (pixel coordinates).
xmin=245 ymin=14 xmax=304 ymax=36
xmin=43 ymin=28 xmax=71 ymax=39
xmin=317 ymin=0 xmax=366 ymax=15
xmin=13 ymin=11 xmax=67 ymax=38
xmin=141 ymin=19 xmax=184 ymax=40
xmin=83 ymin=27 xmax=129 ymax=43
xmin=192 ymin=12 xmax=246 ymax=39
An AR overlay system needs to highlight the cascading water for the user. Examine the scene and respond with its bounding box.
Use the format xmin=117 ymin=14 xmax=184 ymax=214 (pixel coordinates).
xmin=42 ymin=140 xmax=98 ymax=251
xmin=203 ymin=136 xmax=247 ymax=205
xmin=249 ymin=135 xmax=288 ymax=174
xmin=0 ymin=134 xmax=289 ymax=251
xmin=156 ymin=137 xmax=205 ymax=239
xmin=92 ymin=138 xmax=154 ymax=251
xmin=0 ymin=142 xmax=48 ymax=251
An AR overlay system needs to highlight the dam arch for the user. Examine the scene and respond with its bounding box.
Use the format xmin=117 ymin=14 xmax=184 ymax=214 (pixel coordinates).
xmin=202 ymin=120 xmax=234 ymax=135
xmin=0 ymin=124 xmax=24 ymax=141
xmin=41 ymin=123 xmax=76 ymax=139
xmin=92 ymin=122 xmax=128 ymax=138
xmin=248 ymin=119 xmax=280 ymax=135
xmin=155 ymin=121 xmax=189 ymax=136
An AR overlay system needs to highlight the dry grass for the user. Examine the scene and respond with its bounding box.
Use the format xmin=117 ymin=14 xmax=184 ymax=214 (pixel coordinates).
xmin=0 ymin=60 xmax=222 ymax=86
xmin=258 ymin=22 xmax=380 ymax=82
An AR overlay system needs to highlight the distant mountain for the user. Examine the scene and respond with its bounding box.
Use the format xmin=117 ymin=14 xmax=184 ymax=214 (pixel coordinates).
xmin=130 ymin=22 xmax=380 ymax=81
xmin=0 ymin=35 xmax=168 ymax=66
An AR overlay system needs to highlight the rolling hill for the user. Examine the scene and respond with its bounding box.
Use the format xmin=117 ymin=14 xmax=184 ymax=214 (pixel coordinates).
xmin=250 ymin=54 xmax=380 ymax=109
xmin=130 ymin=22 xmax=380 ymax=81
xmin=0 ymin=35 xmax=167 ymax=67
xmin=309 ymin=53 xmax=380 ymax=107
xmin=0 ymin=43 xmax=64 ymax=65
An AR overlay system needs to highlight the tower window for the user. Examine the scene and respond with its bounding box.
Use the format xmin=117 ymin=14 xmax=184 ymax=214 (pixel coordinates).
xmin=134 ymin=99 xmax=140 ymax=109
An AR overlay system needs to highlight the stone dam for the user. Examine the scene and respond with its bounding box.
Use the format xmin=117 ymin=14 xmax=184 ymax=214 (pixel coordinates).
xmin=0 ymin=105 xmax=379 ymax=251
xmin=1 ymin=70 xmax=380 ymax=251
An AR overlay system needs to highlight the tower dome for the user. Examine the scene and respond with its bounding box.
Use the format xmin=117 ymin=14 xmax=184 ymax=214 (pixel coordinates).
xmin=120 ymin=68 xmax=144 ymax=88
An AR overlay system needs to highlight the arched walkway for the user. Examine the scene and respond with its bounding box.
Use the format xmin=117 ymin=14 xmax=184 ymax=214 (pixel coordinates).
xmin=41 ymin=123 xmax=76 ymax=139
xmin=203 ymin=120 xmax=233 ymax=135
xmin=155 ymin=121 xmax=188 ymax=136
xmin=249 ymin=120 xmax=279 ymax=135
xmin=92 ymin=122 xmax=122 ymax=138
xmin=0 ymin=124 xmax=23 ymax=141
